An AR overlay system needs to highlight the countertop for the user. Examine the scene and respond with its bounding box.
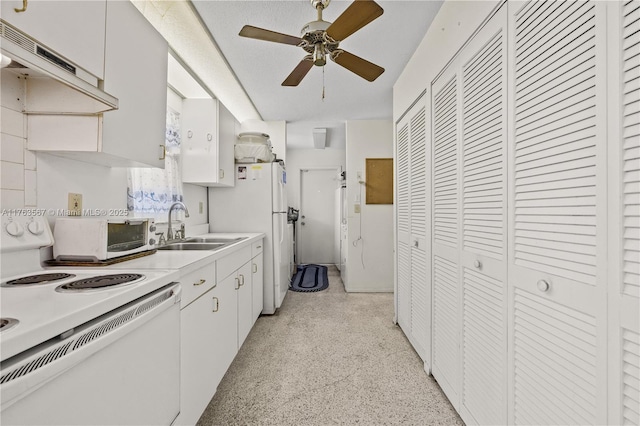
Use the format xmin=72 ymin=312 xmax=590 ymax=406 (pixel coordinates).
xmin=101 ymin=232 xmax=265 ymax=276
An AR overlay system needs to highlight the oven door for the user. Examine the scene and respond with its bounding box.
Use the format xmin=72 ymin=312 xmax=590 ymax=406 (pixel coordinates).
xmin=0 ymin=284 xmax=181 ymax=425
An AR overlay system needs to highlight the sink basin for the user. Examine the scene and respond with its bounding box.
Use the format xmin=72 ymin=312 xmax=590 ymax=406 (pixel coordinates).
xmin=157 ymin=242 xmax=226 ymax=251
xmin=183 ymin=237 xmax=247 ymax=244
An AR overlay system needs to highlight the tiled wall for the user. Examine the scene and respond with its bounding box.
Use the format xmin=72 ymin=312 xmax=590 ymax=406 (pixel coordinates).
xmin=1 ymin=72 xmax=36 ymax=209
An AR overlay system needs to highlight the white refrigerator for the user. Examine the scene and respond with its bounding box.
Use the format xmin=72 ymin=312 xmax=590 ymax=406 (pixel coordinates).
xmin=208 ymin=162 xmax=290 ymax=314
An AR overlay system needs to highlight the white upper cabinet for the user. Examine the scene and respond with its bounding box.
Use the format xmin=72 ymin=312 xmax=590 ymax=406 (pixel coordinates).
xmin=181 ymin=99 xmax=237 ymax=187
xmin=27 ymin=0 xmax=169 ymax=168
xmin=1 ymin=0 xmax=106 ymax=80
xmin=101 ymin=0 xmax=168 ymax=168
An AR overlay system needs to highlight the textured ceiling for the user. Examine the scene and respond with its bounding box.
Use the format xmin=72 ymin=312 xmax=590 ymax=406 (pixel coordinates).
xmin=191 ymin=0 xmax=442 ymax=149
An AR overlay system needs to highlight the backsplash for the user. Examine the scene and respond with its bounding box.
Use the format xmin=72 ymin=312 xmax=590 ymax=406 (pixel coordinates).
xmin=1 ymin=72 xmax=36 ymax=209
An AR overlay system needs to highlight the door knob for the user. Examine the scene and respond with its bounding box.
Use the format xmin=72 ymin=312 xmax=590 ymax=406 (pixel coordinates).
xmin=474 ymin=260 xmax=482 ymax=269
xmin=537 ymin=279 xmax=550 ymax=292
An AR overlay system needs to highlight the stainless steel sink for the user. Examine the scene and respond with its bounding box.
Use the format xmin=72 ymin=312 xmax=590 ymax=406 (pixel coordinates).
xmin=157 ymin=242 xmax=226 ymax=251
xmin=183 ymin=237 xmax=247 ymax=244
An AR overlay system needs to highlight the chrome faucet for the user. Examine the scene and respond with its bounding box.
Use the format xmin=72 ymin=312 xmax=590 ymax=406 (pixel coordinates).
xmin=167 ymin=202 xmax=190 ymax=241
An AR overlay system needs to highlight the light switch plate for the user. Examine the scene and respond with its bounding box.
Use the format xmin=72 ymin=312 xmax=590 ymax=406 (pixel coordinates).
xmin=68 ymin=193 xmax=82 ymax=216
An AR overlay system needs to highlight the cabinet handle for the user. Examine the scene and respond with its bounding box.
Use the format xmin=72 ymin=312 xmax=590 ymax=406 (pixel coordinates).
xmin=212 ymin=297 xmax=219 ymax=312
xmin=413 ymin=240 xmax=419 ymax=248
xmin=194 ymin=279 xmax=206 ymax=286
xmin=235 ymin=277 xmax=240 ymax=290
xmin=219 ymin=169 xmax=225 ymax=179
xmin=159 ymin=144 xmax=166 ymax=160
xmin=537 ymin=279 xmax=550 ymax=293
xmin=252 ymin=263 xmax=258 ymax=273
xmin=239 ymin=274 xmax=245 ymax=286
xmin=256 ymin=245 xmax=262 ymax=249
xmin=14 ymin=0 xmax=28 ymax=12
xmin=207 ymin=133 xmax=213 ymax=142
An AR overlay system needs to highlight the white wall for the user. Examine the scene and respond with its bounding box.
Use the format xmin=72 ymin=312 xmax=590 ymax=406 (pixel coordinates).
xmin=265 ymin=121 xmax=286 ymax=164
xmin=394 ymin=0 xmax=500 ymax=118
xmin=345 ymin=120 xmax=394 ymax=292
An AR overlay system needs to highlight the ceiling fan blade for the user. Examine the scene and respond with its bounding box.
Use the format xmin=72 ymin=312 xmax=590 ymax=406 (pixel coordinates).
xmin=282 ymin=59 xmax=314 ymax=86
xmin=326 ymin=0 xmax=384 ymax=42
xmin=332 ymin=50 xmax=384 ymax=82
xmin=239 ymin=25 xmax=302 ymax=46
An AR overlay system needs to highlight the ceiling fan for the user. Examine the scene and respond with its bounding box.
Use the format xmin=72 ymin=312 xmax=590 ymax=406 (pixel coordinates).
xmin=239 ymin=0 xmax=385 ymax=87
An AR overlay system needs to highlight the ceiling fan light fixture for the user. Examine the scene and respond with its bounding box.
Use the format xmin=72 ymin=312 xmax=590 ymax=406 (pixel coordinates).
xmin=313 ymin=44 xmax=326 ymax=66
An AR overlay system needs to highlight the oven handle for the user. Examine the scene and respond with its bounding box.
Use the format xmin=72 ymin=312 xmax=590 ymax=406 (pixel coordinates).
xmin=0 ymin=283 xmax=181 ymax=409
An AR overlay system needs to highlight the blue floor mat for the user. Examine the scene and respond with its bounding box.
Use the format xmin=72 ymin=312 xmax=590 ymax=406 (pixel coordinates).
xmin=290 ymin=264 xmax=329 ymax=292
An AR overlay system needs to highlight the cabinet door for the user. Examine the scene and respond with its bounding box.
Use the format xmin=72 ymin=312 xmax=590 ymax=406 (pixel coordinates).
xmin=458 ymin=7 xmax=508 ymax=425
xmin=1 ymin=0 xmax=106 ymax=79
xmin=608 ymin=1 xmax=640 ymax=424
xmin=252 ymin=252 xmax=264 ymax=322
xmin=507 ymin=1 xmax=608 ymax=424
xmin=431 ymin=69 xmax=461 ymax=409
xmin=409 ymin=101 xmax=430 ymax=364
xmin=237 ymin=261 xmax=253 ymax=349
xmin=102 ymin=0 xmax=167 ymax=168
xmin=179 ymin=286 xmax=219 ymax=426
xmin=213 ymin=272 xmax=239 ymax=382
xmin=396 ymin=117 xmax=412 ymax=333
xmin=217 ymin=102 xmax=237 ymax=187
xmin=182 ymin=99 xmax=220 ymax=185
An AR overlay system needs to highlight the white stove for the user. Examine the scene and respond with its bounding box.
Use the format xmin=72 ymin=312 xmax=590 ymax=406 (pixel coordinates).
xmin=0 ymin=216 xmax=181 ymax=425
xmin=1 ymin=267 xmax=179 ymax=361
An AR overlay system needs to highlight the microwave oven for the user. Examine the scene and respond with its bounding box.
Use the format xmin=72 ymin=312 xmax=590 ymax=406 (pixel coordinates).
xmin=53 ymin=217 xmax=157 ymax=261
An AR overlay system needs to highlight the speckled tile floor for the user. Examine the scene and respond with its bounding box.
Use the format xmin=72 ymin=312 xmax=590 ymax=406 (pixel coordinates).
xmin=197 ymin=266 xmax=463 ymax=426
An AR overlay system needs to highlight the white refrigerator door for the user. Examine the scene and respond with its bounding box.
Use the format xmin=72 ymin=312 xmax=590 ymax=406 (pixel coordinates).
xmin=272 ymin=212 xmax=290 ymax=309
xmin=272 ymin=163 xmax=287 ymax=213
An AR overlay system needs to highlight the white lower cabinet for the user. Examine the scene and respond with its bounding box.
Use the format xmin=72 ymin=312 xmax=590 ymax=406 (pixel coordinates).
xmin=251 ymin=251 xmax=264 ymax=323
xmin=177 ymin=238 xmax=264 ymax=425
xmin=235 ymin=261 xmax=253 ymax=349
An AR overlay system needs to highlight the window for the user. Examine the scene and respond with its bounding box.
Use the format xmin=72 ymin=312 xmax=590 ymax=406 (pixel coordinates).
xmin=127 ymin=107 xmax=184 ymax=222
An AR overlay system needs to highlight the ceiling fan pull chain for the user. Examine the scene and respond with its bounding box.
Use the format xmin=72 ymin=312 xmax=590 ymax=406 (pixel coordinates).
xmin=322 ymin=65 xmax=325 ymax=101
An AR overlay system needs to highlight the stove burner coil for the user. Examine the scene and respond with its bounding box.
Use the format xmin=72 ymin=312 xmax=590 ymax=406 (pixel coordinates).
xmin=4 ymin=273 xmax=76 ymax=286
xmin=0 ymin=318 xmax=19 ymax=332
xmin=56 ymin=273 xmax=144 ymax=292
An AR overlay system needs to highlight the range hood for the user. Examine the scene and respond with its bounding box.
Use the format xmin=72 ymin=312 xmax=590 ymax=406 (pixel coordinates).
xmin=0 ymin=20 xmax=118 ymax=115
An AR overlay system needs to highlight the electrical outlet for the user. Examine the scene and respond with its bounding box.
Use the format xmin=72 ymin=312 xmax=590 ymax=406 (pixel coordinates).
xmin=354 ymin=203 xmax=361 ymax=213
xmin=199 ymin=201 xmax=204 ymax=214
xmin=68 ymin=193 xmax=82 ymax=216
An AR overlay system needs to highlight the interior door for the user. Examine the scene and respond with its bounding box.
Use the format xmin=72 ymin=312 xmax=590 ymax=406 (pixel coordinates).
xmin=507 ymin=1 xmax=608 ymax=424
xmin=298 ymin=168 xmax=339 ymax=264
xmin=608 ymin=2 xmax=640 ymax=424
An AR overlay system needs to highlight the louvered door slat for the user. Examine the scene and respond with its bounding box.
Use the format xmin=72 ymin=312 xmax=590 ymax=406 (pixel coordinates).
xmin=397 ymin=124 xmax=410 ymax=237
xmin=433 ymin=255 xmax=459 ymax=397
xmin=411 ymin=107 xmax=427 ymax=239
xmin=434 ymin=77 xmax=459 ymax=248
xmin=514 ymin=0 xmax=598 ymax=284
xmin=514 ymin=288 xmax=598 ymax=425
xmin=622 ymin=329 xmax=640 ymax=425
xmin=623 ymin=0 xmax=640 ymax=298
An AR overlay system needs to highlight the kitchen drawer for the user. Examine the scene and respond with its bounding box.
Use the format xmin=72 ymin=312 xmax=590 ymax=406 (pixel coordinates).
xmin=252 ymin=239 xmax=264 ymax=259
xmin=217 ymin=245 xmax=251 ymax=282
xmin=179 ymin=262 xmax=216 ymax=309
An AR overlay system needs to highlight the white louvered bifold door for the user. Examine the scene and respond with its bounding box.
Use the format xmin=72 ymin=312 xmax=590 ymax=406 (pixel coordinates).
xmin=458 ymin=6 xmax=508 ymax=425
xmin=409 ymin=100 xmax=430 ymax=364
xmin=507 ymin=1 xmax=609 ymax=424
xmin=608 ymin=1 xmax=640 ymax=425
xmin=432 ymin=67 xmax=461 ymax=409
xmin=396 ymin=118 xmax=411 ymax=333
